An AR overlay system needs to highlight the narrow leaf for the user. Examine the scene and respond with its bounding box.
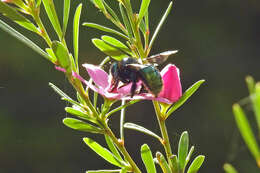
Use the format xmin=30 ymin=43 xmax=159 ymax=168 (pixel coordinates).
xmin=73 ymin=3 xmax=82 ymax=72
xmin=167 ymin=80 xmax=205 ymax=117
xmin=253 ymin=83 xmax=260 ymax=132
xmin=169 ymin=155 xmax=178 ymax=173
xmin=101 ymin=35 xmax=132 ymax=55
xmin=49 ymin=82 xmax=74 ymax=100
xmin=63 ymin=118 xmax=104 ymax=134
xmin=124 ymin=123 xmax=162 ymax=141
xmin=185 ymin=146 xmax=195 ymax=166
xmin=65 ymin=107 xmax=97 ymax=124
xmin=119 ymin=3 xmax=133 ymax=38
xmin=233 ymin=104 xmax=260 ymax=161
xmin=156 ymin=152 xmax=171 ymax=173
xmin=187 ymin=155 xmax=205 ymax=173
xmin=92 ymin=38 xmax=127 ymax=60
xmin=103 ymin=1 xmax=120 ymax=22
xmin=51 ymin=41 xmax=71 ymax=70
xmin=91 ymin=0 xmax=107 ymax=13
xmin=178 ymin=131 xmax=189 ymax=171
xmin=42 ymin=0 xmax=63 ymax=38
xmin=83 ymin=23 xmax=128 ymax=40
xmin=63 ymin=0 xmax=71 ymax=35
xmin=62 ymin=97 xmax=82 ymax=107
xmin=119 ymin=168 xmax=128 ymax=173
xmin=86 ymin=170 xmax=121 ymax=173
xmin=149 ymin=1 xmax=173 ymax=51
xmin=0 ymin=2 xmax=38 ymax=33
xmin=45 ymin=48 xmax=57 ymax=63
xmin=36 ymin=0 xmax=42 ymax=8
xmin=141 ymin=144 xmax=156 ymax=173
xmin=105 ymin=135 xmax=123 ymax=162
xmin=83 ymin=137 xmax=124 ymax=167
xmin=245 ymin=76 xmax=255 ymax=94
xmin=138 ymin=0 xmax=151 ymax=25
xmin=0 ymin=19 xmax=50 ymax=60
xmin=223 ymin=163 xmax=238 ymax=173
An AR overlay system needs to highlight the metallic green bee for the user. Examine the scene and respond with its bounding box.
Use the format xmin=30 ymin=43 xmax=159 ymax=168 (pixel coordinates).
xmin=109 ymin=51 xmax=177 ymax=97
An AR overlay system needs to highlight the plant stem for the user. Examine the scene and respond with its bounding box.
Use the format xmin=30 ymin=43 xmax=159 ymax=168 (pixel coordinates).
xmin=120 ymin=100 xmax=126 ymax=141
xmin=68 ymin=75 xmax=140 ymax=172
xmin=122 ymin=0 xmax=145 ymax=58
xmin=32 ymin=13 xmax=52 ymax=47
xmin=104 ymin=122 xmax=142 ymax=173
xmin=153 ymin=101 xmax=174 ymax=171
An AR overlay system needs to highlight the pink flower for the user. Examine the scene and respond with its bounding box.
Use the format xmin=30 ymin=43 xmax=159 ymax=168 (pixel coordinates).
xmin=81 ymin=63 xmax=182 ymax=104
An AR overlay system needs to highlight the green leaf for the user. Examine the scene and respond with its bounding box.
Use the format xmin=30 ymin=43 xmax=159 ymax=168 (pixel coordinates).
xmin=124 ymin=123 xmax=162 ymax=141
xmin=156 ymin=152 xmax=171 ymax=173
xmin=139 ymin=19 xmax=146 ymax=36
xmin=169 ymin=155 xmax=178 ymax=173
xmin=233 ymin=104 xmax=260 ymax=161
xmin=83 ymin=137 xmax=124 ymax=167
xmin=245 ymin=76 xmax=255 ymax=94
xmin=101 ymin=35 xmax=132 ymax=55
xmin=149 ymin=1 xmax=173 ymax=51
xmin=253 ymin=83 xmax=260 ymax=132
xmin=223 ymin=163 xmax=238 ymax=173
xmin=8 ymin=0 xmax=27 ymax=9
xmin=104 ymin=135 xmax=123 ymax=162
xmin=91 ymin=0 xmax=107 ymax=13
xmin=0 ymin=19 xmax=50 ymax=61
xmin=119 ymin=3 xmax=133 ymax=38
xmin=166 ymin=80 xmax=205 ymax=118
xmin=141 ymin=144 xmax=156 ymax=173
xmin=92 ymin=38 xmax=128 ymax=60
xmin=62 ymin=97 xmax=82 ymax=107
xmin=86 ymin=170 xmax=121 ymax=173
xmin=119 ymin=168 xmax=128 ymax=173
xmin=51 ymin=41 xmax=71 ymax=71
xmin=63 ymin=0 xmax=71 ymax=35
xmin=42 ymin=0 xmax=63 ymax=38
xmin=65 ymin=107 xmax=97 ymax=124
xmin=49 ymin=82 xmax=75 ymax=101
xmin=185 ymin=146 xmax=195 ymax=166
xmin=137 ymin=0 xmax=151 ymax=25
xmin=178 ymin=131 xmax=189 ymax=171
xmin=36 ymin=0 xmax=42 ymax=8
xmin=103 ymin=1 xmax=120 ymax=22
xmin=63 ymin=118 xmax=104 ymax=134
xmin=0 ymin=2 xmax=38 ymax=33
xmin=187 ymin=155 xmax=205 ymax=173
xmin=83 ymin=23 xmax=128 ymax=40
xmin=45 ymin=48 xmax=57 ymax=63
xmin=73 ymin=3 xmax=82 ymax=72
xmin=49 ymin=83 xmax=70 ymax=98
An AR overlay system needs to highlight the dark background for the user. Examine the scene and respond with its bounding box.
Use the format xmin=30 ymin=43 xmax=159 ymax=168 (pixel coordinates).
xmin=1 ymin=0 xmax=260 ymax=172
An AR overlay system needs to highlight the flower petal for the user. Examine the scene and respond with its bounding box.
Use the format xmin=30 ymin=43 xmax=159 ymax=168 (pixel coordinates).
xmin=82 ymin=64 xmax=109 ymax=89
xmin=159 ymin=64 xmax=182 ymax=103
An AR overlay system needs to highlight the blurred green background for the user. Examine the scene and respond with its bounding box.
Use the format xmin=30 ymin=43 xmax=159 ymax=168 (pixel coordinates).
xmin=1 ymin=0 xmax=260 ymax=173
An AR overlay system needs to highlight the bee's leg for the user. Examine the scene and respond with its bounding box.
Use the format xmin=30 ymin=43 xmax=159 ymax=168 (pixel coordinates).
xmin=130 ymin=82 xmax=137 ymax=97
xmin=137 ymin=84 xmax=147 ymax=94
xmin=108 ymin=78 xmax=119 ymax=92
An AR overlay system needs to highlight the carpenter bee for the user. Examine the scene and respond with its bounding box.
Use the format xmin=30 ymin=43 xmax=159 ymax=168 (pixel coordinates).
xmin=109 ymin=50 xmax=177 ymax=97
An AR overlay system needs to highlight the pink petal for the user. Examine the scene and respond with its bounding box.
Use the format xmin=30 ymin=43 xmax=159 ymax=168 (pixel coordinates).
xmin=84 ymin=80 xmax=124 ymax=99
xmin=159 ymin=64 xmax=182 ymax=103
xmin=82 ymin=64 xmax=109 ymax=89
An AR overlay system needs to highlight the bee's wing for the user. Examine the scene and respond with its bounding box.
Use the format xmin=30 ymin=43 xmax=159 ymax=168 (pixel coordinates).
xmin=126 ymin=64 xmax=147 ymax=70
xmin=145 ymin=50 xmax=178 ymax=65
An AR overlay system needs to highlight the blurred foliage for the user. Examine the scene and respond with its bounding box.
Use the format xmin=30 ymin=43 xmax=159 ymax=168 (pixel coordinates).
xmin=1 ymin=0 xmax=260 ymax=173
